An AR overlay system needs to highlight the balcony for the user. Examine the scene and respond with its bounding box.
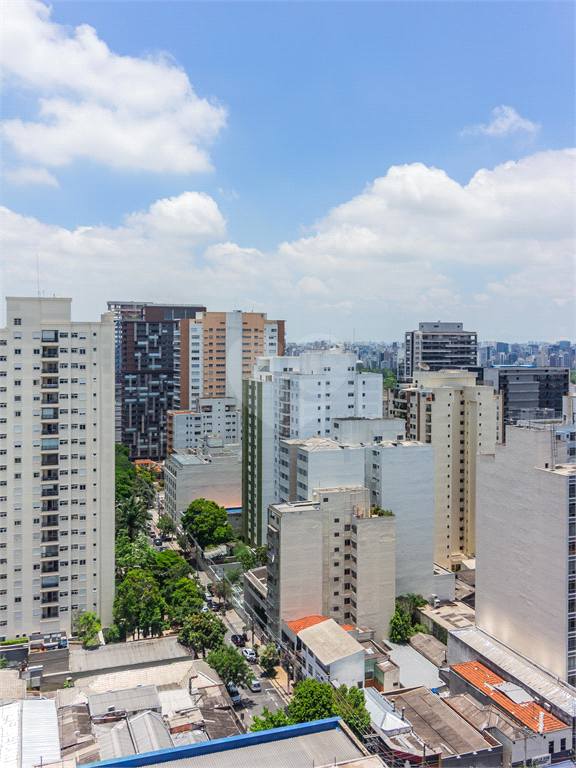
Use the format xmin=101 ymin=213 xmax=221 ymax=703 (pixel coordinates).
xmin=42 ymin=515 xmax=59 ymax=528
xmin=41 ymin=576 xmax=59 ymax=588
xmin=41 ymin=545 xmax=59 ymax=559
xmin=42 ymin=470 xmax=59 ymax=482
xmin=41 ymin=531 xmax=59 ymax=543
xmin=41 ymin=408 xmax=59 ymax=420
xmin=41 ymin=607 xmax=59 ymax=619
xmin=41 ymin=379 xmax=59 ymax=390
xmin=41 ymin=454 xmax=59 ymax=467
xmin=41 ymin=485 xmax=59 ymax=497
xmin=42 ymin=363 xmax=59 ymax=375
xmin=42 ymin=500 xmax=59 ymax=512
xmin=41 ymin=592 xmax=59 ymax=605
xmin=41 ymin=561 xmax=59 ymax=574
xmin=41 ymin=438 xmax=59 ymax=452
xmin=42 ymin=394 xmax=59 ymax=405
xmin=41 ymin=348 xmax=59 ymax=359
xmin=42 ymin=424 xmax=59 ymax=436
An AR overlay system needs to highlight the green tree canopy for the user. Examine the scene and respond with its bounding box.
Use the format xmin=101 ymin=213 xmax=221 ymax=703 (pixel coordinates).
xmin=157 ymin=513 xmax=177 ymax=538
xmin=389 ymin=605 xmax=414 ymax=643
xmin=250 ymin=706 xmax=291 ymax=732
xmin=115 ymin=444 xmax=136 ymax=501
xmin=233 ymin=542 xmax=256 ymax=571
xmin=115 ymin=534 xmax=157 ymax=582
xmin=168 ymin=578 xmax=204 ymax=627
xmin=181 ymin=499 xmax=235 ymax=550
xmin=207 ymin=644 xmax=254 ymax=688
xmin=396 ymin=594 xmax=427 ymax=625
xmin=178 ymin=612 xmax=227 ymax=658
xmin=113 ymin=570 xmax=167 ymax=639
xmin=151 ymin=550 xmax=193 ymax=602
xmin=213 ymin=579 xmax=232 ymax=606
xmin=259 ymin=642 xmax=279 ymax=678
xmin=333 ymin=684 xmax=371 ymax=738
xmin=115 ymin=494 xmax=151 ymax=541
xmin=74 ymin=612 xmax=101 ymax=646
xmin=288 ymin=679 xmax=338 ymax=723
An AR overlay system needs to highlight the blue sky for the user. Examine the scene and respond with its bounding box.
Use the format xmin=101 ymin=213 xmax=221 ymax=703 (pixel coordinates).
xmin=2 ymin=1 xmax=574 ymax=342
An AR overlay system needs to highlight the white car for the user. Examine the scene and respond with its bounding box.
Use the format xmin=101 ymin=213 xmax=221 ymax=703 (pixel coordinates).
xmin=250 ymin=680 xmax=261 ymax=692
xmin=241 ymin=648 xmax=257 ymax=663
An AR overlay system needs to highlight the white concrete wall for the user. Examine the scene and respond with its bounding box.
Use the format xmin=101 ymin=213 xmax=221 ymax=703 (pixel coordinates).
xmin=325 ymin=649 xmax=366 ymax=689
xmin=355 ymin=513 xmax=396 ymax=643
xmin=332 ymin=418 xmax=405 ymax=444
xmin=476 ymin=426 xmax=570 ymax=680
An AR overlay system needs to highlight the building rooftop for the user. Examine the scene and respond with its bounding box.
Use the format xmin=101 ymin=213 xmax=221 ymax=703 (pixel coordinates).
xmin=94 ymin=710 xmax=173 ymax=761
xmin=420 ymin=601 xmax=475 ymax=632
xmin=282 ymin=436 xmax=363 ymax=452
xmin=0 ymin=669 xmax=27 ymax=701
xmin=385 ymin=640 xmax=443 ymax=690
xmin=70 ymin=636 xmax=189 ymax=676
xmin=450 ymin=627 xmax=576 ymax=718
xmin=384 ymin=687 xmax=498 ymax=758
xmin=452 ymin=661 xmax=567 ymax=733
xmin=82 ymin=717 xmax=375 ymax=768
xmin=286 ymin=615 xmax=329 ymax=634
xmin=298 ymin=618 xmax=364 ymax=667
xmin=444 ymin=693 xmax=529 ymax=743
xmin=79 ymin=660 xmax=220 ymax=696
xmin=409 ymin=633 xmax=448 ymax=668
xmin=88 ymin=685 xmax=161 ymax=718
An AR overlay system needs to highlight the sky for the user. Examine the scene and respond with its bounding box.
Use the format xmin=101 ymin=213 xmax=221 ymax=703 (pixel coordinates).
xmin=2 ymin=0 xmax=575 ymax=344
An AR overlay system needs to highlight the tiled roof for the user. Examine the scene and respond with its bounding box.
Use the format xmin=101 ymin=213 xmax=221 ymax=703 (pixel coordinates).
xmin=286 ymin=616 xmax=329 ymax=634
xmin=341 ymin=624 xmax=356 ymax=631
xmin=452 ymin=661 xmax=567 ymax=733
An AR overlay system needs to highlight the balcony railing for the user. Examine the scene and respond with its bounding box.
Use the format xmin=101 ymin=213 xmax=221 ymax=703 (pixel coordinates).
xmin=42 ymin=500 xmax=59 ymax=512
xmin=42 ymin=471 xmax=59 ymax=481
xmin=41 ymin=455 xmax=59 ymax=467
xmin=41 ymin=607 xmax=59 ymax=619
xmin=41 ymin=486 xmax=59 ymax=497
xmin=41 ymin=562 xmax=59 ymax=574
xmin=42 ymin=395 xmax=59 ymax=405
xmin=42 ymin=348 xmax=59 ymax=359
xmin=42 ymin=424 xmax=59 ymax=436
xmin=41 ymin=380 xmax=59 ymax=390
xmin=41 ymin=531 xmax=59 ymax=543
xmin=41 ymin=546 xmax=59 ymax=559
xmin=42 ymin=364 xmax=59 ymax=374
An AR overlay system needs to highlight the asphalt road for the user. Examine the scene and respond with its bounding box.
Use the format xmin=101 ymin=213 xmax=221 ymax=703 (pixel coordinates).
xmin=235 ymin=663 xmax=286 ymax=729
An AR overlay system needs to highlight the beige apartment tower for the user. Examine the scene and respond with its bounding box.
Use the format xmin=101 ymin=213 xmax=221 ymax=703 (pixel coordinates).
xmin=392 ymin=370 xmax=502 ymax=569
xmin=0 ymin=298 xmax=115 ymax=640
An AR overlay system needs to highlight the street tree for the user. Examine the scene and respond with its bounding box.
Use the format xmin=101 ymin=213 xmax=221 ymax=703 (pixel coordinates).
xmin=333 ymin=684 xmax=371 ymax=738
xmin=178 ymin=612 xmax=227 ymax=657
xmin=168 ymin=578 xmax=204 ymax=627
xmin=213 ymin=579 xmax=232 ymax=607
xmin=259 ymin=643 xmax=279 ymax=678
xmin=115 ymin=494 xmax=151 ymax=541
xmin=152 ymin=550 xmax=193 ymax=602
xmin=115 ymin=444 xmax=136 ymax=501
xmin=113 ymin=570 xmax=167 ymax=639
xmin=181 ymin=499 xmax=234 ymax=550
xmin=288 ymin=679 xmax=338 ymax=723
xmin=115 ymin=534 xmax=157 ymax=581
xmin=157 ymin=513 xmax=177 ymax=538
xmin=206 ymin=644 xmax=254 ymax=688
xmin=250 ymin=707 xmax=291 ymax=732
xmin=74 ymin=612 xmax=101 ymax=646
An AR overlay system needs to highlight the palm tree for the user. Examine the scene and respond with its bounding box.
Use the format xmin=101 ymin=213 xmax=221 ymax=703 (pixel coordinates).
xmin=116 ymin=494 xmax=151 ymax=541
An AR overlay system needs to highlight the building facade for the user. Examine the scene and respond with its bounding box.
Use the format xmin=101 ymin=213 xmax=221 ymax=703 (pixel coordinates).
xmin=476 ymin=425 xmax=576 ymax=683
xmin=166 ymin=398 xmax=241 ymax=454
xmin=392 ymin=370 xmax=502 ymax=569
xmin=482 ymin=366 xmax=570 ymax=423
xmin=0 ymin=298 xmax=115 ymax=640
xmin=402 ymin=322 xmax=477 ymax=381
xmin=266 ymin=487 xmax=396 ymax=643
xmin=242 ymin=347 xmax=383 ymax=546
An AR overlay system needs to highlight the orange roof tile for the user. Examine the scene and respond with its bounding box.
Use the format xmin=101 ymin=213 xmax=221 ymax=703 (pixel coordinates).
xmin=341 ymin=625 xmax=356 ymax=631
xmin=452 ymin=661 xmax=567 ymax=733
xmin=286 ymin=616 xmax=329 ymax=634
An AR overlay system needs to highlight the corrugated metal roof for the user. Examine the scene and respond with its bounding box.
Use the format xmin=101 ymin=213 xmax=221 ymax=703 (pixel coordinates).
xmin=21 ymin=699 xmax=61 ymax=768
xmin=451 ymin=628 xmax=576 ymax=718
xmin=94 ymin=720 xmax=136 ymax=761
xmin=71 ymin=637 xmax=189 ymax=674
xmin=111 ymin=726 xmax=365 ymax=768
xmin=88 ymin=685 xmax=161 ymax=717
xmin=129 ymin=710 xmax=174 ymax=753
xmin=83 ymin=660 xmax=220 ymax=696
xmin=0 ymin=701 xmax=20 ymax=768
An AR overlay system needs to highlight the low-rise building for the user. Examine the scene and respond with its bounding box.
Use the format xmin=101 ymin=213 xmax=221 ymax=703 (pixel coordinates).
xmin=281 ymin=616 xmax=366 ymax=689
xmin=167 ymin=398 xmax=241 ymax=454
xmin=164 ymin=438 xmax=241 ymax=520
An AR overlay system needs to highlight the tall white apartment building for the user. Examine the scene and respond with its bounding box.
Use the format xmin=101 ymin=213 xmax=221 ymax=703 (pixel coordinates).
xmin=0 ymin=298 xmax=115 ymax=641
xmin=242 ymin=347 xmax=383 ymax=546
xmin=392 ymin=370 xmax=502 ymax=569
xmin=266 ymin=487 xmax=395 ymax=643
xmin=476 ymin=425 xmax=576 ymax=684
xmin=402 ymin=322 xmax=478 ymax=381
xmin=167 ymin=397 xmax=241 ymax=454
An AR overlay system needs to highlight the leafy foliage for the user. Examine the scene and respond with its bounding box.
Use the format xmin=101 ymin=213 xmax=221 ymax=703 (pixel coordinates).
xmin=206 ymin=644 xmax=254 ymax=688
xmin=233 ymin=542 xmax=256 ymax=571
xmin=259 ymin=642 xmax=279 ymax=677
xmin=113 ymin=570 xmax=167 ymax=638
xmin=115 ymin=534 xmax=157 ymax=581
xmin=213 ymin=579 xmax=232 ymax=606
xmin=74 ymin=612 xmax=102 ymax=646
xmin=371 ymin=506 xmax=394 ymax=516
xmin=157 ymin=513 xmax=177 ymax=538
xmin=151 ymin=549 xmax=193 ymax=602
xmin=395 ymin=594 xmax=428 ymax=630
xmin=178 ymin=612 xmax=227 ymax=657
xmin=103 ymin=624 xmax=122 ymax=644
xmin=116 ymin=494 xmax=151 ymax=541
xmin=168 ymin=578 xmax=204 ymax=627
xmin=181 ymin=499 xmax=235 ymax=550
xmin=288 ymin=679 xmax=338 ymax=723
xmin=389 ymin=606 xmax=414 ymax=643
xmin=333 ymin=684 xmax=371 ymax=738
xmin=115 ymin=444 xmax=136 ymax=501
xmin=251 ymin=706 xmax=291 ymax=731
xmin=255 ymin=546 xmax=268 ymax=566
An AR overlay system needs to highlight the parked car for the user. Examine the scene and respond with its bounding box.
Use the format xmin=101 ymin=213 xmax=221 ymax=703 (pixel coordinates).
xmin=241 ymin=648 xmax=256 ymax=663
xmin=154 ymin=538 xmax=162 ymax=547
xmin=249 ymin=679 xmax=261 ymax=693
xmin=226 ymin=682 xmax=241 ymax=705
xmin=211 ymin=602 xmax=220 ymax=612
xmin=230 ymin=634 xmax=245 ymax=648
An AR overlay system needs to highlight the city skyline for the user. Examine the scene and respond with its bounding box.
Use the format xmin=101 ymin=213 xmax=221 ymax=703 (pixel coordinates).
xmin=2 ymin=1 xmax=574 ymax=343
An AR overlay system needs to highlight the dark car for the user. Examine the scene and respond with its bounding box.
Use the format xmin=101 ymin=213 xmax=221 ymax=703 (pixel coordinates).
xmin=154 ymin=538 xmax=162 ymax=547
xmin=230 ymin=634 xmax=245 ymax=648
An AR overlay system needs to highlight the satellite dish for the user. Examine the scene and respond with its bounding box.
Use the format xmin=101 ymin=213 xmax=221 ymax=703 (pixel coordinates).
xmin=418 ymin=362 xmax=430 ymax=370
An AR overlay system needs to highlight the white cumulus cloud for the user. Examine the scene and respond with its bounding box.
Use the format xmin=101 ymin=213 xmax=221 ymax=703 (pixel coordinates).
xmin=461 ymin=105 xmax=540 ymax=137
xmin=4 ymin=166 xmax=59 ymax=186
xmin=2 ymin=1 xmax=227 ymax=173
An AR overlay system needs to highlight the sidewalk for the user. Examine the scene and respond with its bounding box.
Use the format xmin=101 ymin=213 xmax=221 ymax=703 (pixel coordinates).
xmin=268 ymin=665 xmax=294 ymax=705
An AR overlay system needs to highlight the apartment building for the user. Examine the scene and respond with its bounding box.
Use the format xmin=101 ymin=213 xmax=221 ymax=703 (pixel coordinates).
xmin=482 ymin=366 xmax=570 ymax=423
xmin=0 ymin=298 xmax=115 ymax=640
xmin=177 ymin=311 xmax=285 ymax=408
xmin=266 ymin=487 xmax=395 ymax=643
xmin=402 ymin=322 xmax=477 ymax=381
xmin=242 ymin=347 xmax=383 ymax=546
xmin=118 ymin=305 xmax=205 ymax=460
xmin=476 ymin=425 xmax=576 ymax=684
xmin=166 ymin=398 xmax=241 ymax=454
xmin=392 ymin=370 xmax=502 ymax=569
